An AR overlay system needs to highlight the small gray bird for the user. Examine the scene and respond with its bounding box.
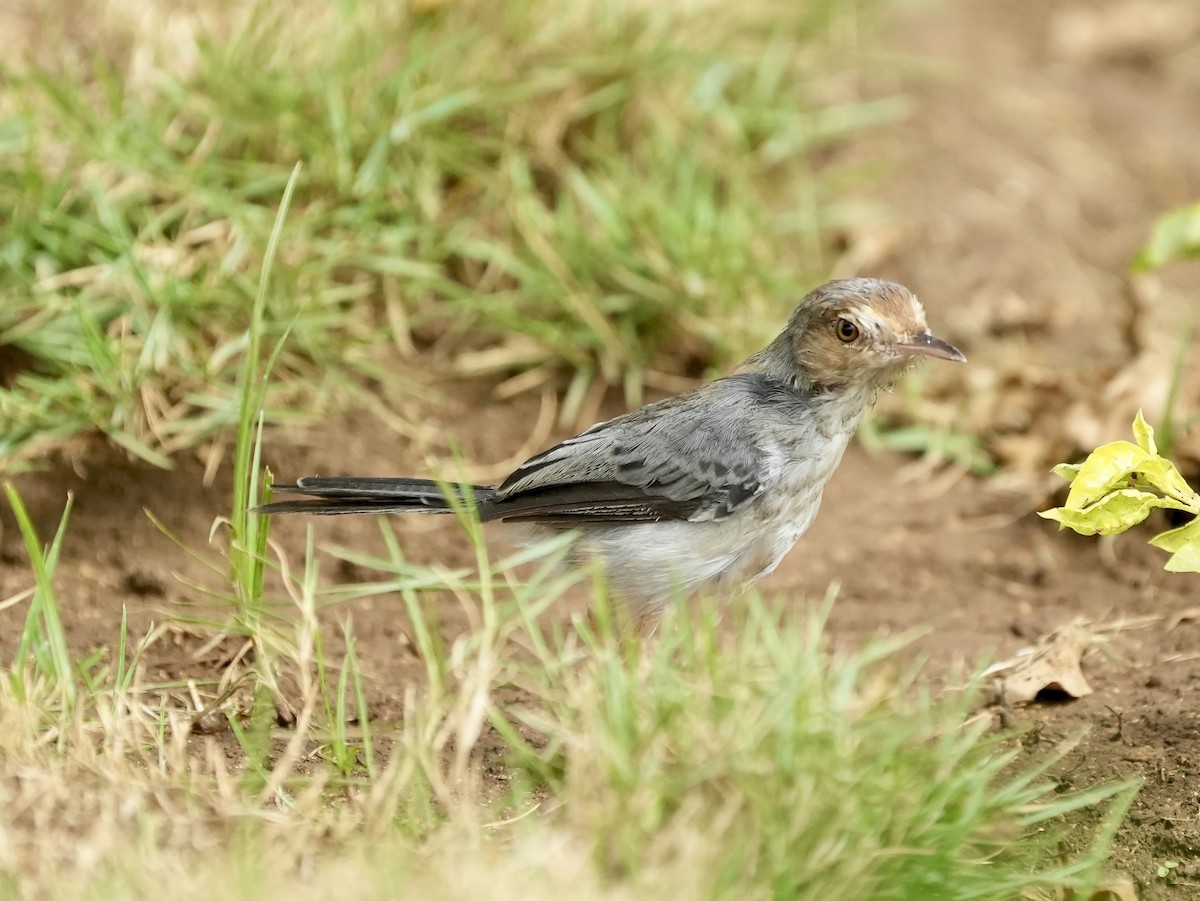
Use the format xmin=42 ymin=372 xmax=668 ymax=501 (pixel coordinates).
xmin=259 ymin=278 xmax=964 ymax=616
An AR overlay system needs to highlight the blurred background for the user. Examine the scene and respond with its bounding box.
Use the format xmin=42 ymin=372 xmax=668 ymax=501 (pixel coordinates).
xmin=1 ymin=0 xmax=1199 ymax=895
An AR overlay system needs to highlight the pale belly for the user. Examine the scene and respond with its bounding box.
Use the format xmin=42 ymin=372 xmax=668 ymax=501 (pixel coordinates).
xmin=562 ymin=435 xmax=849 ymax=616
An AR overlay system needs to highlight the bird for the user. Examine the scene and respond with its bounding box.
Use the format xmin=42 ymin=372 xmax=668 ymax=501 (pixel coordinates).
xmin=257 ymin=278 xmax=964 ymax=618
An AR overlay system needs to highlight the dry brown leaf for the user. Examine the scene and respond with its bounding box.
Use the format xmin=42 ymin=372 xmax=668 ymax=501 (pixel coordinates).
xmin=1039 ymin=873 xmax=1138 ymax=900
xmin=986 ymin=624 xmax=1094 ymax=704
xmin=1167 ymin=606 xmax=1200 ymax=632
xmin=1079 ymin=875 xmax=1138 ymax=901
xmin=1051 ymin=0 xmax=1200 ymax=63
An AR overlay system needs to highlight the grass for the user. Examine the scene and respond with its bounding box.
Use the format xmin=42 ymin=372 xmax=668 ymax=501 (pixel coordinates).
xmin=0 ymin=0 xmax=902 ymax=473
xmin=0 ymin=186 xmax=1139 ymax=892
xmin=0 ymin=1 xmax=1138 ymax=896
xmin=0 ymin=162 xmax=1137 ymax=897
xmin=0 ymin=484 xmax=1136 ymax=899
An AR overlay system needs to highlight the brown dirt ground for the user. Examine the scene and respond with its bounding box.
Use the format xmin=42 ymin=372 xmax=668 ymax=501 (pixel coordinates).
xmin=3 ymin=0 xmax=1200 ymax=896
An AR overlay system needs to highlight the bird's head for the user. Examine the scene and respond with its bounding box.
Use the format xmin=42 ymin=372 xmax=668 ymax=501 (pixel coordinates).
xmin=774 ymin=278 xmax=965 ymax=392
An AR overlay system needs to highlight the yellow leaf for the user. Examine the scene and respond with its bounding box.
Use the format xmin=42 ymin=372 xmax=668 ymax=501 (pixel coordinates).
xmin=1051 ymin=462 xmax=1082 ymax=483
xmin=1132 ymin=408 xmax=1157 ymax=454
xmin=1149 ymin=517 xmax=1200 ymax=552
xmin=1040 ymin=489 xmax=1188 ymax=536
xmin=1063 ymin=441 xmax=1152 ymax=509
xmin=1149 ymin=517 xmax=1200 ymax=573
xmin=1135 ymin=457 xmax=1200 ymax=508
xmin=1165 ymin=542 xmax=1200 ymax=573
xmin=1062 ymin=440 xmax=1199 ymax=512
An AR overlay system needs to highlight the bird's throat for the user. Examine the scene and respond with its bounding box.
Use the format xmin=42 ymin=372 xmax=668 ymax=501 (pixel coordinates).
xmin=808 ymin=381 xmax=879 ymax=439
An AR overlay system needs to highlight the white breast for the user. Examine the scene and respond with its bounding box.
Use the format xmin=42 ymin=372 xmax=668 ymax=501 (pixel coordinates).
xmin=567 ymin=428 xmax=854 ymax=616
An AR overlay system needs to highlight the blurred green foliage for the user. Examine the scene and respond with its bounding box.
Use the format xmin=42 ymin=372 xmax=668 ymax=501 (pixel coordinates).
xmin=1134 ymin=200 xmax=1200 ymax=271
xmin=0 ymin=0 xmax=899 ymax=471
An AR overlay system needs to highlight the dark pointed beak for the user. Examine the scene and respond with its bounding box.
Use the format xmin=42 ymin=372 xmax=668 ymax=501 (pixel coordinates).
xmin=896 ymin=333 xmax=966 ymax=363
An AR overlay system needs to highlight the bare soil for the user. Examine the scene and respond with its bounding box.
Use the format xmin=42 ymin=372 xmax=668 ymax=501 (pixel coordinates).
xmin=3 ymin=0 xmax=1200 ymax=896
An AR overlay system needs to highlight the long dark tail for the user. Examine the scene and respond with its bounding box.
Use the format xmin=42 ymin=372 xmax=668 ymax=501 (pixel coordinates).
xmin=254 ymin=476 xmax=496 ymax=516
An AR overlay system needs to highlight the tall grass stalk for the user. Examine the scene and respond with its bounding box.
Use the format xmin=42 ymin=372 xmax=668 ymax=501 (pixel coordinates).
xmin=4 ymin=485 xmax=76 ymax=714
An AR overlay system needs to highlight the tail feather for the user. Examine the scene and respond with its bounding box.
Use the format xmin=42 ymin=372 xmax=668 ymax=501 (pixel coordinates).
xmin=254 ymin=476 xmax=495 ymax=516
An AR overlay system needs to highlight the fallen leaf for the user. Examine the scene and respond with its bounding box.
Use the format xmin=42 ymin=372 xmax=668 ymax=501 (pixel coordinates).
xmin=1051 ymin=0 xmax=1200 ymax=64
xmin=1166 ymin=606 xmax=1200 ymax=631
xmin=1051 ymin=874 xmax=1138 ymax=900
xmin=1121 ymin=747 xmax=1162 ymax=764
xmin=1083 ymin=875 xmax=1138 ymax=901
xmin=986 ymin=624 xmax=1094 ymax=704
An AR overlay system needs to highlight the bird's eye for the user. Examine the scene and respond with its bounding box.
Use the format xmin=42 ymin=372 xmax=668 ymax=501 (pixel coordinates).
xmin=835 ymin=318 xmax=860 ymax=343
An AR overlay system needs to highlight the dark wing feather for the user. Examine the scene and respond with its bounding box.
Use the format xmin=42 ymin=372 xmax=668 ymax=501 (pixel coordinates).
xmin=490 ymin=375 xmax=786 ymax=525
xmin=255 ymin=477 xmax=494 ymax=516
xmin=488 ymin=480 xmax=699 ymax=524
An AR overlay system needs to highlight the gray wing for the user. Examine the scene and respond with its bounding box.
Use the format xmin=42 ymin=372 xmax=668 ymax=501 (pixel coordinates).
xmin=488 ymin=376 xmax=782 ymax=526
